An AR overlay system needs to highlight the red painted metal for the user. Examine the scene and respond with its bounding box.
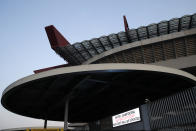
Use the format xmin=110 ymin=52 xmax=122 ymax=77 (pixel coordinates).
xmin=34 ymin=64 xmax=69 ymax=74
xmin=45 ymin=25 xmax=70 ymax=48
xmin=123 ymin=15 xmax=129 ymax=32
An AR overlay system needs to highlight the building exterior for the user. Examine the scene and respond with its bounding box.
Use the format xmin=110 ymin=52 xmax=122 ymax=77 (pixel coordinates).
xmin=1 ymin=13 xmax=196 ymax=131
xmin=44 ymin=13 xmax=196 ymax=130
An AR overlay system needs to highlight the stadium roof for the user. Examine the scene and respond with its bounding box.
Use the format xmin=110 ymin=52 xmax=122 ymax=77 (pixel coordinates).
xmin=45 ymin=13 xmax=196 ymax=65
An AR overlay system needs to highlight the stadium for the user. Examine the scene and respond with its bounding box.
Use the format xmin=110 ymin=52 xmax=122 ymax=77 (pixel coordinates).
xmin=1 ymin=13 xmax=196 ymax=131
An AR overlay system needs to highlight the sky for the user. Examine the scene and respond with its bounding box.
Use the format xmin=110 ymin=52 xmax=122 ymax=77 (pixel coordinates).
xmin=0 ymin=0 xmax=196 ymax=130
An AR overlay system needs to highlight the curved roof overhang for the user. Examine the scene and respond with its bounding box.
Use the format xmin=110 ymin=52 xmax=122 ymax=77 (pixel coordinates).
xmin=1 ymin=64 xmax=196 ymax=122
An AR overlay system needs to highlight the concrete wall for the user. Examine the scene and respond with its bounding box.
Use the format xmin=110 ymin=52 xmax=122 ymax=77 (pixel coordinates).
xmin=83 ymin=28 xmax=196 ymax=65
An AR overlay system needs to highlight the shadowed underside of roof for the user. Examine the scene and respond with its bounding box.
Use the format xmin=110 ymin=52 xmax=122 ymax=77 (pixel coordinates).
xmin=2 ymin=64 xmax=196 ymax=122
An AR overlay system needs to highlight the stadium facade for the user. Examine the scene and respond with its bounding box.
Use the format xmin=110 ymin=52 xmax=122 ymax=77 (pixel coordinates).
xmin=44 ymin=14 xmax=196 ymax=70
xmin=1 ymin=13 xmax=196 ymax=131
xmin=43 ymin=14 xmax=196 ymax=130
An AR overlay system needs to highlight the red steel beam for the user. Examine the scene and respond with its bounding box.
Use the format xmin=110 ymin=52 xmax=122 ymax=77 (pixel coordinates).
xmin=34 ymin=64 xmax=69 ymax=74
xmin=45 ymin=25 xmax=70 ymax=48
xmin=45 ymin=25 xmax=78 ymax=65
xmin=123 ymin=15 xmax=129 ymax=32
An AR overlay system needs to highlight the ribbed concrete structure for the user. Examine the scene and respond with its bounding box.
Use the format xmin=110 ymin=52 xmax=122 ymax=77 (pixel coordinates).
xmin=49 ymin=13 xmax=196 ymax=67
xmin=85 ymin=29 xmax=196 ymax=65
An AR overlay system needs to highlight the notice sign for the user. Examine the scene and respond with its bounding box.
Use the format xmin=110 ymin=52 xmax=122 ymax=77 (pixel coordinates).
xmin=112 ymin=108 xmax=141 ymax=127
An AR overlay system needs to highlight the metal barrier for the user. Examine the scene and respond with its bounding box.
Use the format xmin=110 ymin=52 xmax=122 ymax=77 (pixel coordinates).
xmin=148 ymin=87 xmax=196 ymax=130
xmin=98 ymin=87 xmax=196 ymax=130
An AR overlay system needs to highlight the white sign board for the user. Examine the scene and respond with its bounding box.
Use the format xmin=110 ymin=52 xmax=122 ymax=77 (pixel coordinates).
xmin=112 ymin=108 xmax=141 ymax=127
